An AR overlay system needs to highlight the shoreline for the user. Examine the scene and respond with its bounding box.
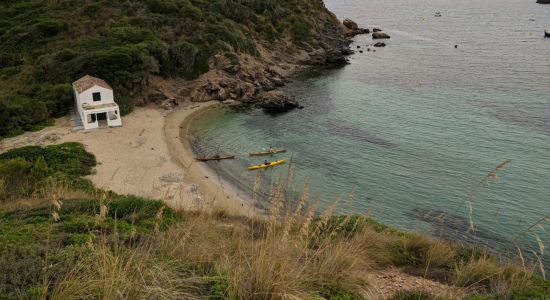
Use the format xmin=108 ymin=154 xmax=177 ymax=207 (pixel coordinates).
xmin=165 ymin=101 xmax=260 ymax=217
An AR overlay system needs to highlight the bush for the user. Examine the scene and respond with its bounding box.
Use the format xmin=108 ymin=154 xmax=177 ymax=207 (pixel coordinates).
xmin=0 ymin=0 xmax=335 ymax=137
xmin=0 ymin=143 xmax=96 ymax=176
xmin=0 ymin=245 xmax=43 ymax=299
xmin=0 ymin=143 xmax=96 ymax=201
xmin=0 ymin=96 xmax=50 ymax=137
xmin=32 ymin=19 xmax=66 ymax=37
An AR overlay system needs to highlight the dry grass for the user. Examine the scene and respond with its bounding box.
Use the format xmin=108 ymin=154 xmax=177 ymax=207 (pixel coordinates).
xmin=1 ymin=169 xmax=545 ymax=299
xmin=50 ymin=244 xmax=199 ymax=300
xmin=453 ymin=255 xmax=532 ymax=296
xmin=424 ymin=240 xmax=456 ymax=273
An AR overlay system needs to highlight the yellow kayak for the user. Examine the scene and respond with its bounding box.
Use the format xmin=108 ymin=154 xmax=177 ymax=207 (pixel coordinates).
xmin=248 ymin=159 xmax=286 ymax=170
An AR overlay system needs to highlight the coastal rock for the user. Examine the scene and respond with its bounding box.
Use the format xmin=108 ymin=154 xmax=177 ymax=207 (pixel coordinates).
xmin=374 ymin=42 xmax=386 ymax=47
xmin=343 ymin=18 xmax=359 ymax=30
xmin=342 ymin=18 xmax=370 ymax=37
xmin=160 ymin=98 xmax=178 ymax=110
xmin=545 ymin=29 xmax=550 ymax=37
xmin=373 ymin=28 xmax=382 ymax=32
xmin=537 ymin=0 xmax=550 ymax=3
xmin=272 ymin=77 xmax=285 ymax=87
xmin=341 ymin=48 xmax=355 ymax=55
xmin=190 ymin=88 xmax=210 ymax=102
xmin=216 ymin=87 xmax=230 ymax=100
xmin=372 ymin=32 xmax=391 ymax=39
xmin=239 ymin=82 xmax=257 ymax=103
xmin=257 ymin=91 xmax=299 ymax=113
xmin=344 ymin=28 xmax=370 ymax=38
xmin=324 ymin=49 xmax=350 ymax=66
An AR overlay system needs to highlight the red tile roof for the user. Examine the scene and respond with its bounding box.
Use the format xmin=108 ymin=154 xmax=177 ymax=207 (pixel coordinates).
xmin=72 ymin=75 xmax=112 ymax=93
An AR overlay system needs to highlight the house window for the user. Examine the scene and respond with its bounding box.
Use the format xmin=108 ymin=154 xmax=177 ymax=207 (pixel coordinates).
xmin=89 ymin=114 xmax=96 ymax=123
xmin=92 ymin=92 xmax=101 ymax=102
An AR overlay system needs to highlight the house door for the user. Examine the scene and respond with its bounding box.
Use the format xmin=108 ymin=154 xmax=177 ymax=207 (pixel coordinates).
xmin=97 ymin=112 xmax=107 ymax=127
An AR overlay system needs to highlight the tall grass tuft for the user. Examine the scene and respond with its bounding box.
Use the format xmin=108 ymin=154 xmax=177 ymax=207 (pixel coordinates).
xmin=453 ymin=255 xmax=532 ymax=296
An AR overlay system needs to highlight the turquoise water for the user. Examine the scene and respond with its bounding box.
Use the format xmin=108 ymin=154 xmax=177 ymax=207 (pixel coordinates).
xmin=190 ymin=0 xmax=550 ymax=260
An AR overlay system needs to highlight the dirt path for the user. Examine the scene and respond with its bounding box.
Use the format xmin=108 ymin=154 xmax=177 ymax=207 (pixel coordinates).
xmin=367 ymin=268 xmax=462 ymax=299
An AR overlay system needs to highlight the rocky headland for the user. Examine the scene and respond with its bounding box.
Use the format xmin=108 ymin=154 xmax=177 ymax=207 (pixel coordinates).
xmin=147 ymin=11 xmax=375 ymax=113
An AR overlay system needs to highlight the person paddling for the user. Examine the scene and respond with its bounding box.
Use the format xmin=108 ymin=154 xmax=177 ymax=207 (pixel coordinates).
xmin=264 ymin=159 xmax=270 ymax=166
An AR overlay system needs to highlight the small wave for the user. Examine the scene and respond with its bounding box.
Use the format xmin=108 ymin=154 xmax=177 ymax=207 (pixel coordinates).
xmin=389 ymin=29 xmax=440 ymax=43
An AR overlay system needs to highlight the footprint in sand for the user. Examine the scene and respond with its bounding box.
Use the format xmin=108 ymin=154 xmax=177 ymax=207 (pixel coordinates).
xmin=129 ymin=137 xmax=146 ymax=148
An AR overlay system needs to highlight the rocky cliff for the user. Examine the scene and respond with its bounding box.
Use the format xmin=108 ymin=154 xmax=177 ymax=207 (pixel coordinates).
xmin=148 ymin=0 xmax=357 ymax=112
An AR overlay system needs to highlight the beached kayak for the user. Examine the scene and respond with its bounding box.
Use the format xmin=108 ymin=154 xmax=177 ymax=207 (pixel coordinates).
xmin=248 ymin=159 xmax=286 ymax=170
xmin=249 ymin=149 xmax=287 ymax=156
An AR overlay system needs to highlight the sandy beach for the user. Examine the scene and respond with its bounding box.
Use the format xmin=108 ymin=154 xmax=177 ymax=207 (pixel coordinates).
xmin=0 ymin=103 xmax=256 ymax=216
xmin=165 ymin=102 xmax=258 ymax=216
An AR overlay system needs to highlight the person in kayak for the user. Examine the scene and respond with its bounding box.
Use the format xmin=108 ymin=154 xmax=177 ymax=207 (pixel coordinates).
xmin=267 ymin=145 xmax=273 ymax=153
xmin=264 ymin=160 xmax=270 ymax=165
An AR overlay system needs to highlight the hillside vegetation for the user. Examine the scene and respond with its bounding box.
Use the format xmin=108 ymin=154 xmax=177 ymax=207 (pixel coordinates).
xmin=1 ymin=143 xmax=549 ymax=299
xmin=0 ymin=0 xmax=344 ymax=137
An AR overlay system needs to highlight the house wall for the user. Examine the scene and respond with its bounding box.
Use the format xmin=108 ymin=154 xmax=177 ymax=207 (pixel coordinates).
xmin=73 ymin=88 xmax=87 ymax=128
xmin=77 ymin=85 xmax=114 ymax=106
xmin=73 ymin=83 xmax=121 ymax=130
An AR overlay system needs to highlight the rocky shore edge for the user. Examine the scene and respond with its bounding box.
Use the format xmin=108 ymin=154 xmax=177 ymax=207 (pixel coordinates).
xmin=141 ymin=16 xmax=382 ymax=114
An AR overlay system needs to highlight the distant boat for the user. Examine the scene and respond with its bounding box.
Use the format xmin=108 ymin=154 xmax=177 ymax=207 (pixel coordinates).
xmin=434 ymin=12 xmax=442 ymax=17
xmin=196 ymin=155 xmax=235 ymax=161
xmin=545 ymin=29 xmax=550 ymax=38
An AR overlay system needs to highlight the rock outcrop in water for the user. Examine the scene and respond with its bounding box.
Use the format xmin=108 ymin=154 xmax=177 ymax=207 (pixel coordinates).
xmin=343 ymin=18 xmax=359 ymax=30
xmin=409 ymin=208 xmax=509 ymax=247
xmin=536 ymin=0 xmax=550 ymax=3
xmin=372 ymin=32 xmax=391 ymax=39
xmin=256 ymin=91 xmax=299 ymax=113
xmin=342 ymin=18 xmax=370 ymax=37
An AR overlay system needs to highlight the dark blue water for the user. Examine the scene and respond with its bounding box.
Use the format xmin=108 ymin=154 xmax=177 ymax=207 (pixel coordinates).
xmin=190 ymin=0 xmax=550 ymax=262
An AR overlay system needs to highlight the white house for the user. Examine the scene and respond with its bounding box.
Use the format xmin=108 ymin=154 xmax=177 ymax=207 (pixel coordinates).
xmin=72 ymin=75 xmax=122 ymax=130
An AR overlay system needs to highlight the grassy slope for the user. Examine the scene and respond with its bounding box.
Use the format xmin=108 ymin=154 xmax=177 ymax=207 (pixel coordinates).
xmin=1 ymin=144 xmax=549 ymax=299
xmin=0 ymin=0 xmax=341 ymax=137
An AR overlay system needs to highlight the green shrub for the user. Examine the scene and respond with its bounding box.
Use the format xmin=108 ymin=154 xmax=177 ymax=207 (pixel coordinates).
xmin=319 ymin=283 xmax=358 ymax=300
xmin=207 ymin=273 xmax=231 ymax=299
xmin=0 ymin=245 xmax=43 ymax=299
xmin=0 ymin=143 xmax=96 ymax=200
xmin=32 ymin=19 xmax=66 ymax=37
xmin=290 ymin=20 xmax=311 ymax=40
xmin=0 ymin=143 xmax=96 ymax=176
xmin=0 ymin=0 xmax=336 ymax=137
xmin=389 ymin=235 xmax=431 ymax=267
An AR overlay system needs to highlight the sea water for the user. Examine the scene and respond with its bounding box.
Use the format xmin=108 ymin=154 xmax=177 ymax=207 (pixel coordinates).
xmin=190 ymin=0 xmax=550 ymax=261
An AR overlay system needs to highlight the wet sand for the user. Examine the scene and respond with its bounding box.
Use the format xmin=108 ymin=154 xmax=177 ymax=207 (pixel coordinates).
xmin=165 ymin=101 xmax=258 ymax=216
